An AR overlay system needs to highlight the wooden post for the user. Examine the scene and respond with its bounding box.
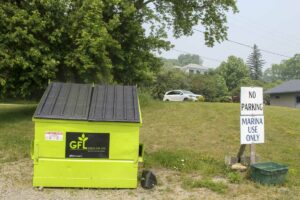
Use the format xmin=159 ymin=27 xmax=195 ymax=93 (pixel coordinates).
xmin=250 ymin=144 xmax=256 ymax=164
xmin=237 ymin=144 xmax=246 ymax=163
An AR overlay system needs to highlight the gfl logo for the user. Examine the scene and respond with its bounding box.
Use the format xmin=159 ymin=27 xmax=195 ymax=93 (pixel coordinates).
xmin=69 ymin=133 xmax=88 ymax=150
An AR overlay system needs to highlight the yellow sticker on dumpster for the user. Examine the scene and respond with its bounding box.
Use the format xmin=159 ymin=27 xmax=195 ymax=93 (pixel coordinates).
xmin=45 ymin=131 xmax=63 ymax=141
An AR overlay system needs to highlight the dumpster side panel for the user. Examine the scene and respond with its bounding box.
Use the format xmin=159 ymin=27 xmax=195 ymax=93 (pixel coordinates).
xmin=33 ymin=158 xmax=138 ymax=188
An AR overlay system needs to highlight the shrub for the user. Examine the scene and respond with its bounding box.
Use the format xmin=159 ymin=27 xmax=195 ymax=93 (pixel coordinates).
xmin=197 ymin=96 xmax=205 ymax=102
xmin=218 ymin=96 xmax=232 ymax=103
xmin=138 ymin=90 xmax=154 ymax=107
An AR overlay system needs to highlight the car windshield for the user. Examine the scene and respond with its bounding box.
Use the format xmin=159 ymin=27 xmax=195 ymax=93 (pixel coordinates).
xmin=182 ymin=91 xmax=194 ymax=95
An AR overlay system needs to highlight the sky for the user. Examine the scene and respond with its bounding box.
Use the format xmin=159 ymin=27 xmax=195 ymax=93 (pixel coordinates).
xmin=158 ymin=0 xmax=300 ymax=70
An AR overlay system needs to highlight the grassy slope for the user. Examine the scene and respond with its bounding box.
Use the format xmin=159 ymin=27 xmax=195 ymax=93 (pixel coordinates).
xmin=140 ymin=102 xmax=300 ymax=186
xmin=0 ymin=102 xmax=300 ymax=197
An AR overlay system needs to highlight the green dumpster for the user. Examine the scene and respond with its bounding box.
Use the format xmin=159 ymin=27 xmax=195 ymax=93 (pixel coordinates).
xmin=31 ymin=82 xmax=144 ymax=188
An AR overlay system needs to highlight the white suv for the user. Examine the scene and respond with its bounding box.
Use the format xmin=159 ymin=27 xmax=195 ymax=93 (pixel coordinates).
xmin=163 ymin=90 xmax=202 ymax=102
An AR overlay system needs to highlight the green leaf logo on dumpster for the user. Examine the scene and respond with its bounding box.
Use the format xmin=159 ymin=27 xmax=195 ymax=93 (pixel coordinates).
xmin=69 ymin=133 xmax=88 ymax=150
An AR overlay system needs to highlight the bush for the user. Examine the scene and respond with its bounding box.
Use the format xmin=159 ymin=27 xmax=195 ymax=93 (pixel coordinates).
xmin=138 ymin=90 xmax=154 ymax=107
xmin=218 ymin=96 xmax=232 ymax=103
xmin=197 ymin=96 xmax=205 ymax=102
xmin=151 ymin=68 xmax=190 ymax=99
xmin=189 ymin=74 xmax=228 ymax=102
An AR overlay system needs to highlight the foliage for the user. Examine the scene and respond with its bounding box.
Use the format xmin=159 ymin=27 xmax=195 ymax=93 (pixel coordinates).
xmin=263 ymin=64 xmax=283 ymax=82
xmin=262 ymin=80 xmax=283 ymax=104
xmin=190 ymin=73 xmax=228 ymax=101
xmin=148 ymin=70 xmax=229 ymax=102
xmin=263 ymin=54 xmax=300 ymax=82
xmin=215 ymin=74 xmax=229 ymax=98
xmin=161 ymin=57 xmax=181 ymax=68
xmin=0 ymin=0 xmax=237 ymax=99
xmin=151 ymin=68 xmax=189 ymax=99
xmin=161 ymin=53 xmax=204 ymax=69
xmin=142 ymin=0 xmax=238 ymax=46
xmin=217 ymin=96 xmax=232 ymax=103
xmin=217 ymin=56 xmax=250 ymax=93
xmin=178 ymin=54 xmax=203 ymax=66
xmin=247 ymin=44 xmax=265 ymax=80
xmin=227 ymin=172 xmax=242 ymax=183
xmin=138 ymin=89 xmax=155 ymax=107
xmin=0 ymin=1 xmax=67 ymax=98
xmin=197 ymin=95 xmax=205 ymax=102
xmin=230 ymin=78 xmax=265 ymax=96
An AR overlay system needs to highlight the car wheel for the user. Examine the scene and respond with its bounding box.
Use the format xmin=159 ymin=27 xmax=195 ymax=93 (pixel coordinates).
xmin=183 ymin=98 xmax=188 ymax=101
xmin=166 ymin=99 xmax=169 ymax=101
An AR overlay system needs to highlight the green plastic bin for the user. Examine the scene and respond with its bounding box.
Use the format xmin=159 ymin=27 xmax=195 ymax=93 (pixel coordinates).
xmin=250 ymin=162 xmax=288 ymax=185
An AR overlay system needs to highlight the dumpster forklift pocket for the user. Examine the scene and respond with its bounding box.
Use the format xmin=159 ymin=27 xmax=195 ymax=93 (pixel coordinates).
xmin=138 ymin=144 xmax=144 ymax=162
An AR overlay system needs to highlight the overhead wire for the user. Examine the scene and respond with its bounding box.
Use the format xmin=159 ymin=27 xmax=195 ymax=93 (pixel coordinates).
xmin=193 ymin=28 xmax=292 ymax=59
xmin=228 ymin=18 xmax=300 ymax=49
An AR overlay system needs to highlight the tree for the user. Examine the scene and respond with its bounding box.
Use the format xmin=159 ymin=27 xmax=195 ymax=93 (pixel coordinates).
xmin=0 ymin=0 xmax=237 ymax=99
xmin=189 ymin=73 xmax=228 ymax=101
xmin=217 ymin=56 xmax=250 ymax=93
xmin=263 ymin=64 xmax=283 ymax=82
xmin=263 ymin=54 xmax=300 ymax=82
xmin=215 ymin=74 xmax=229 ymax=97
xmin=247 ymin=44 xmax=265 ymax=80
xmin=280 ymin=54 xmax=300 ymax=80
xmin=178 ymin=54 xmax=203 ymax=66
xmin=151 ymin=68 xmax=189 ymax=99
xmin=160 ymin=57 xmax=181 ymax=68
xmin=0 ymin=1 xmax=69 ymax=98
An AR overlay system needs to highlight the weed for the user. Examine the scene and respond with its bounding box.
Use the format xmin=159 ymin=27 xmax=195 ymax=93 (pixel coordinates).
xmin=138 ymin=91 xmax=155 ymax=107
xmin=227 ymin=172 xmax=242 ymax=183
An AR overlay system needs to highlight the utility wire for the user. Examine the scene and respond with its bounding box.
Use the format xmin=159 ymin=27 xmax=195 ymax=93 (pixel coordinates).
xmin=229 ymin=17 xmax=300 ymax=48
xmin=193 ymin=28 xmax=292 ymax=59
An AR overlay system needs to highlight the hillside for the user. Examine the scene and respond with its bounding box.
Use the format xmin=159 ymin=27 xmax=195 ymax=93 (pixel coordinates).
xmin=0 ymin=102 xmax=299 ymax=199
xmin=141 ymin=102 xmax=300 ymax=182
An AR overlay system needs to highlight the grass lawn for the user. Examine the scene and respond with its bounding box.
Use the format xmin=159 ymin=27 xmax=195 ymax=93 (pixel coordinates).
xmin=141 ymin=102 xmax=300 ymax=184
xmin=0 ymin=102 xmax=300 ymax=199
xmin=0 ymin=104 xmax=36 ymax=163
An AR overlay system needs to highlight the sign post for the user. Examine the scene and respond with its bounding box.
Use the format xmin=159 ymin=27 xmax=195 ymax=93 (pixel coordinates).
xmin=240 ymin=87 xmax=264 ymax=164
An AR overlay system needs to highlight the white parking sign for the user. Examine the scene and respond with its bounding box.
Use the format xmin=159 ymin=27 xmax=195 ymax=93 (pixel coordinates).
xmin=240 ymin=87 xmax=263 ymax=116
xmin=240 ymin=87 xmax=264 ymax=144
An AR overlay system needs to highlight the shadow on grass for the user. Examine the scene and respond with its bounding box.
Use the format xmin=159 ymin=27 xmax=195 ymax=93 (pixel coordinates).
xmin=0 ymin=105 xmax=36 ymax=124
xmin=0 ymin=105 xmax=36 ymax=163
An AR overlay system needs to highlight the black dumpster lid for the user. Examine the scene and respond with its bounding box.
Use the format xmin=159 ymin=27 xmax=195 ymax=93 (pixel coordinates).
xmin=33 ymin=82 xmax=140 ymax=123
